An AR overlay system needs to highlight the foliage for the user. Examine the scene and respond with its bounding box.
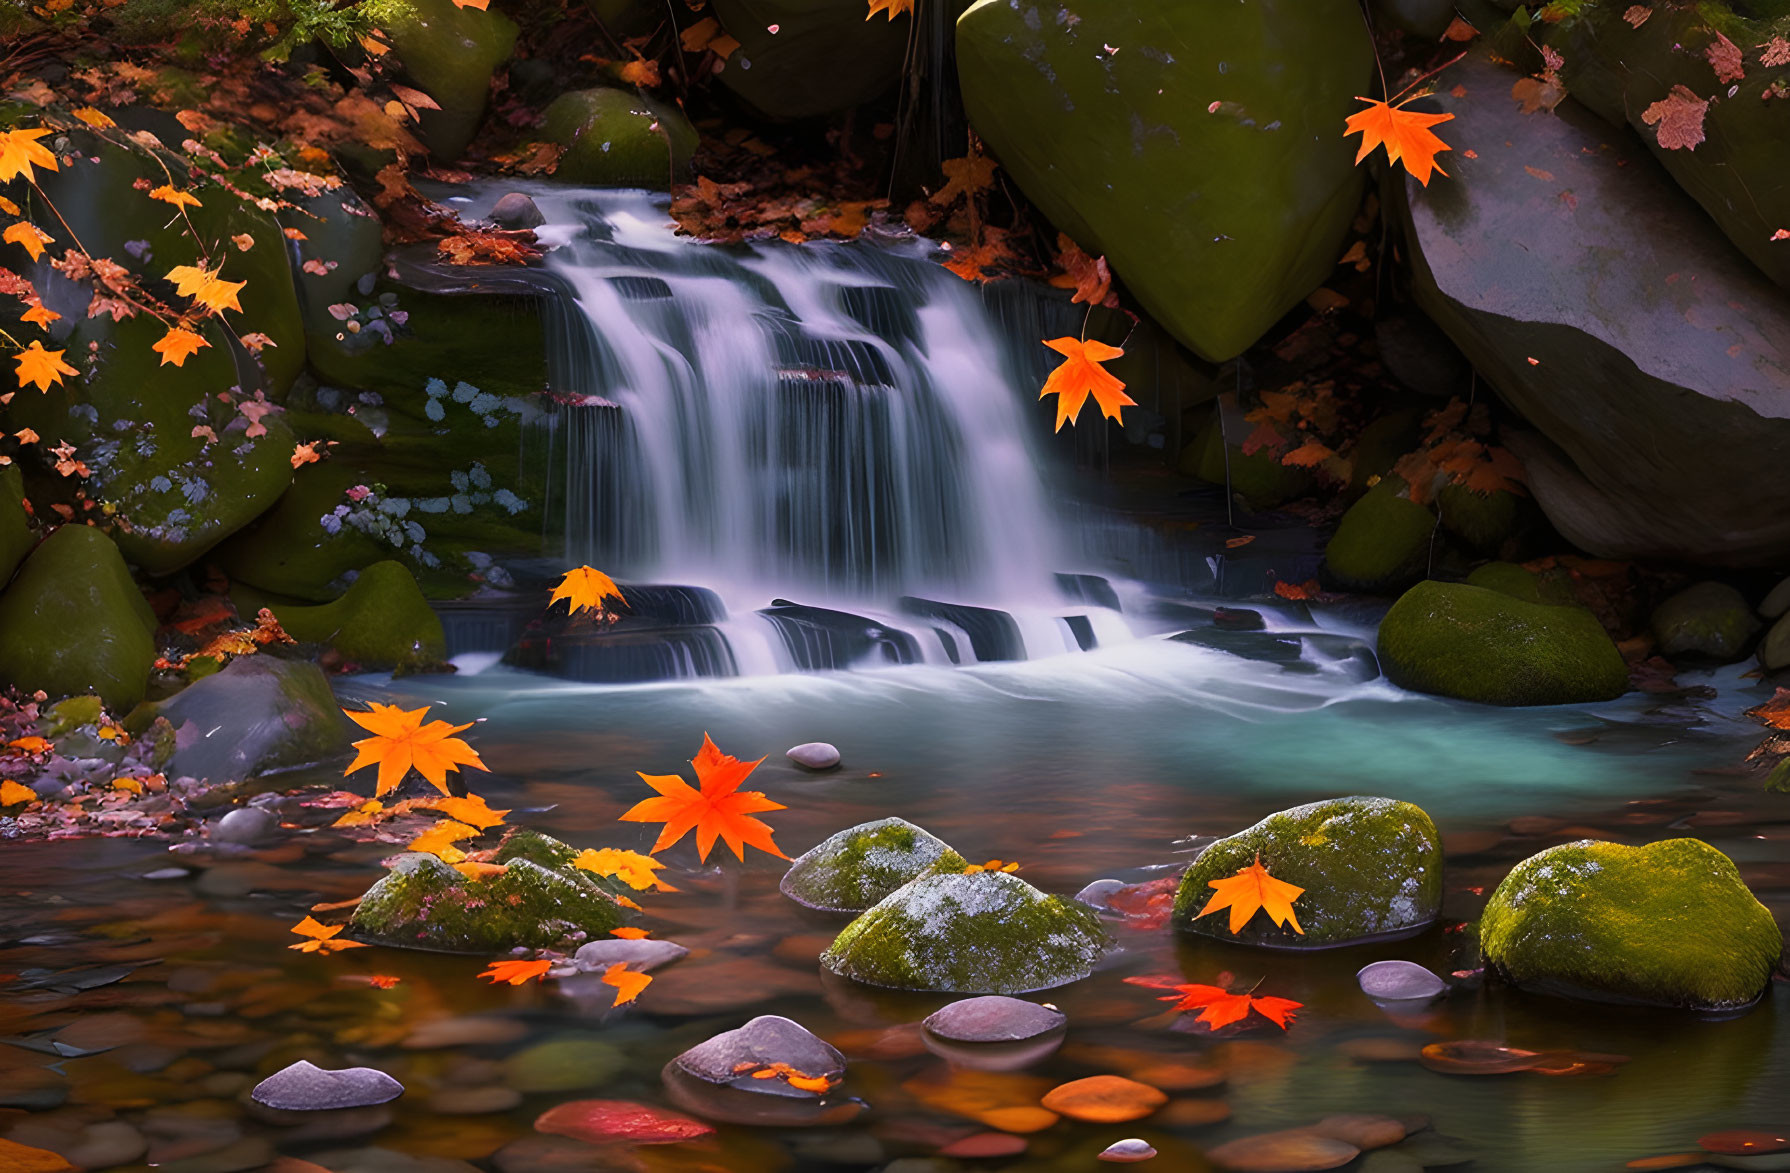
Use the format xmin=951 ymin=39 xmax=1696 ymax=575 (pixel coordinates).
xmin=1193 ymin=853 xmax=1305 ymax=936
xmin=1124 ymin=974 xmax=1302 ymax=1031
xmin=620 ymin=733 xmax=787 ymax=862
xmin=550 ymin=566 xmax=627 ymax=618
xmin=342 ymin=701 xmax=488 ymax=797
xmin=1038 ymin=338 xmax=1134 ymax=432
xmin=1345 ymin=97 xmax=1456 ymax=187
xmin=289 ymin=914 xmax=368 ymax=953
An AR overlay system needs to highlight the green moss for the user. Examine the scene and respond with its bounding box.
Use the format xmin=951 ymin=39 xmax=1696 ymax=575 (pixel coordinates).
xmin=247 ymin=560 xmax=446 ymax=667
xmin=1480 ymin=838 xmax=1782 ymax=1009
xmin=366 ymin=0 xmax=518 ymax=158
xmin=1437 ymin=482 xmax=1523 ymax=553
xmin=1347 ymin=411 xmax=1423 ymax=497
xmin=780 ymin=817 xmax=970 ymax=912
xmin=0 ymin=465 xmax=33 ymax=588
xmin=1172 ymin=797 xmax=1443 ymax=948
xmin=40 ymin=695 xmax=105 ymax=739
xmin=1464 ymin=561 xmax=1577 ymax=607
xmin=1180 ymin=411 xmax=1313 ymax=510
xmin=0 ymin=526 xmax=156 ymax=710
xmin=1323 ymin=481 xmax=1437 ymax=592
xmin=1378 ymin=580 xmax=1628 ymax=706
xmin=822 ymin=871 xmax=1106 ymax=994
xmin=349 ymin=852 xmax=632 ymax=953
xmin=1649 ymin=582 xmax=1761 ymax=662
xmin=540 ymin=88 xmax=697 ymax=189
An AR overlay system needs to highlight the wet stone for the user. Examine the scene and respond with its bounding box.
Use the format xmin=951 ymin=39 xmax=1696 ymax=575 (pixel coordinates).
xmin=502 ymin=1038 xmax=625 ymax=1093
xmin=672 ymin=1015 xmax=845 ymax=1090
xmin=1306 ymin=1114 xmax=1408 ymax=1150
xmin=1100 ymin=1139 xmax=1159 ymax=1163
xmin=533 ymin=1099 xmax=715 ymax=1145
xmin=939 ymin=1132 xmax=1027 ymax=1158
xmin=571 ymin=938 xmax=688 ymax=973
xmin=923 ymin=996 xmax=1066 ymax=1043
xmin=250 ymin=1060 xmax=404 ymax=1111
xmin=488 ymin=192 xmax=544 ymax=229
xmin=211 ymin=806 xmax=280 ymax=846
xmin=1356 ymin=960 xmax=1447 ymax=1001
xmin=1039 ymin=1075 xmax=1167 ymax=1123
xmin=64 ymin=1121 xmax=147 ymax=1169
xmin=1207 ymin=1131 xmax=1360 ymax=1172
xmin=787 ymin=741 xmax=842 ymax=770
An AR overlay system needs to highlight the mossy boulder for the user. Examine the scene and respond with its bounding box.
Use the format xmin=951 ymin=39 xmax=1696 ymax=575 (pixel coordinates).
xmin=0 ymin=526 xmax=155 ymax=710
xmin=246 ymin=560 xmax=446 ymax=667
xmin=1649 ymin=582 xmax=1761 ymax=663
xmin=1436 ymin=482 xmax=1524 ymax=554
xmin=1172 ymin=797 xmax=1443 ymax=949
xmin=1378 ymin=580 xmax=1628 ymax=706
xmin=142 ymin=656 xmax=349 ymax=782
xmin=957 ymin=0 xmax=1373 ymax=361
xmin=1765 ymin=611 xmax=1790 ymax=672
xmin=349 ymin=850 xmax=633 ymax=952
xmin=1179 ymin=408 xmax=1312 ymax=510
xmin=1481 ymin=838 xmax=1782 ymax=1010
xmin=0 ymin=464 xmax=32 ymax=587
xmin=369 ymin=0 xmax=519 ymax=158
xmin=1463 ymin=561 xmax=1576 ymax=607
xmin=711 ymin=0 xmax=913 ymax=119
xmin=1323 ymin=482 xmax=1436 ymax=592
xmin=781 ymin=817 xmax=969 ymax=913
xmin=822 ymin=871 xmax=1106 ymax=994
xmin=540 ymin=88 xmax=698 ymax=189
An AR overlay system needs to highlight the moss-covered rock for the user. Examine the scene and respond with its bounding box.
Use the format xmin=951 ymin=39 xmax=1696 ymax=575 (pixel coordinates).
xmin=1323 ymin=481 xmax=1436 ymax=592
xmin=540 ymin=88 xmax=697 ymax=189
xmin=1463 ymin=561 xmax=1576 ymax=607
xmin=1172 ymin=797 xmax=1443 ymax=949
xmin=1649 ymin=582 xmax=1761 ymax=663
xmin=711 ymin=0 xmax=914 ymax=119
xmin=957 ymin=0 xmax=1372 ymax=361
xmin=244 ymin=560 xmax=445 ymax=667
xmin=781 ymin=817 xmax=969 ymax=913
xmin=0 ymin=526 xmax=155 ymax=710
xmin=1378 ymin=580 xmax=1628 ymax=706
xmin=349 ymin=851 xmax=633 ymax=953
xmin=1436 ymin=482 xmax=1524 ymax=554
xmin=0 ymin=464 xmax=32 ymax=587
xmin=1764 ymin=611 xmax=1790 ymax=673
xmin=1480 ymin=838 xmax=1782 ymax=1010
xmin=369 ymin=0 xmax=519 ymax=159
xmin=822 ymin=871 xmax=1105 ymax=994
xmin=143 ymin=656 xmax=349 ymax=782
xmin=1179 ymin=408 xmax=1312 ymax=510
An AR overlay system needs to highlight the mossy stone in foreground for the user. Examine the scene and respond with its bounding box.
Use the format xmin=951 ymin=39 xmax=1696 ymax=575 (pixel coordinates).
xmin=1323 ymin=481 xmax=1436 ymax=592
xmin=1480 ymin=838 xmax=1782 ymax=1010
xmin=781 ymin=817 xmax=969 ymax=912
xmin=1172 ymin=797 xmax=1443 ymax=948
xmin=349 ymin=852 xmax=632 ymax=952
xmin=540 ymin=88 xmax=698 ymax=189
xmin=1378 ymin=580 xmax=1627 ymax=706
xmin=256 ymin=561 xmax=446 ymax=667
xmin=0 ymin=526 xmax=155 ymax=710
xmin=823 ymin=871 xmax=1106 ymax=994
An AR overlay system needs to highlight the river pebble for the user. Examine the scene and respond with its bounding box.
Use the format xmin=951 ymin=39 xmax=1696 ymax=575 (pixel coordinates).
xmin=1356 ymin=960 xmax=1447 ymax=1001
xmin=572 ymin=938 xmax=689 ymax=973
xmin=1039 ymin=1075 xmax=1166 ymax=1123
xmin=787 ymin=742 xmax=841 ymax=770
xmin=1206 ymin=1131 xmax=1359 ymax=1172
xmin=1099 ymin=1139 xmax=1159 ymax=1162
xmin=923 ymin=996 xmax=1065 ymax=1043
xmin=250 ymin=1060 xmax=404 ymax=1111
xmin=211 ymin=806 xmax=279 ymax=845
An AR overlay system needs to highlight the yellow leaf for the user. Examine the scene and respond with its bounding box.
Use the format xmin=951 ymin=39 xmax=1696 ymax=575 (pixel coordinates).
xmin=408 ymin=818 xmax=480 ymax=862
xmin=332 ymin=799 xmax=385 ymax=827
xmin=288 ymin=915 xmax=368 ymax=953
xmin=149 ymin=184 xmax=202 ymax=210
xmin=602 ymin=963 xmax=652 ymax=1005
xmin=111 ymin=778 xmax=143 ymax=794
xmin=14 ymin=341 xmax=77 ymax=392
xmin=21 ymin=299 xmax=58 ymax=328
xmin=343 ymin=702 xmax=489 ymax=798
xmin=3 ymin=221 xmax=52 ymax=261
xmin=0 ymin=779 xmax=35 ymax=805
xmin=165 ymin=263 xmax=246 ymax=314
xmin=1194 ymin=853 xmax=1305 ymax=936
xmin=1039 ymin=337 xmax=1135 ymax=432
xmin=152 ymin=326 xmax=210 ymax=368
xmin=427 ymin=792 xmax=510 ymax=830
xmin=572 ymin=847 xmax=677 ymax=891
xmin=72 ymin=107 xmax=115 ymax=128
xmin=549 ymin=566 xmax=627 ymax=616
xmin=0 ymin=128 xmax=58 ymax=185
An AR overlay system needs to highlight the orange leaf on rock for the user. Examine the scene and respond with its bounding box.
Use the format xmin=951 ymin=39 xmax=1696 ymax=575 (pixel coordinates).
xmin=21 ymin=298 xmax=59 ymax=328
xmin=427 ymin=793 xmax=510 ymax=830
xmin=931 ymin=149 xmax=997 ymax=207
xmin=1345 ymin=97 xmax=1456 ymax=186
xmin=1641 ymin=85 xmax=1708 ymax=150
xmin=1 ymin=779 xmax=36 ymax=805
xmin=480 ymin=958 xmax=552 ymax=985
xmin=291 ymin=441 xmax=325 ymax=468
xmin=610 ymin=927 xmax=653 ymax=940
xmin=621 ymin=733 xmax=786 ymax=861
xmin=408 ymin=819 xmax=480 ymax=863
xmin=3 ymin=221 xmax=52 ymax=261
xmin=1745 ymin=688 xmax=1790 ymax=730
xmin=550 ymin=566 xmax=627 ymax=615
xmin=1195 ymin=853 xmax=1304 ymax=935
xmin=573 ymin=847 xmax=676 ymax=891
xmin=14 ymin=341 xmax=77 ymax=391
xmin=166 ymin=263 xmax=246 ymax=314
xmin=1274 ymin=579 xmax=1319 ymax=601
xmin=1039 ymin=337 xmax=1134 ymax=432
xmin=602 ymin=963 xmax=653 ymax=1005
xmin=343 ymin=702 xmax=488 ymax=798
xmin=1049 ymin=233 xmax=1113 ymax=306
xmin=0 ymin=128 xmax=59 ymax=184
xmin=149 ymin=184 xmax=203 ymax=210
xmin=152 ymin=326 xmax=210 ymax=367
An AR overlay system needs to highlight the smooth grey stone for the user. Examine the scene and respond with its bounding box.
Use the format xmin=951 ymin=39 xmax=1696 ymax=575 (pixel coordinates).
xmin=673 ymin=1015 xmax=844 ymax=1090
xmin=1074 ymin=878 xmax=1126 ymax=908
xmin=923 ymin=996 xmax=1065 ymax=1043
xmin=489 ymin=192 xmax=545 ymax=229
xmin=1098 ymin=1139 xmax=1158 ymax=1163
xmin=787 ymin=742 xmax=841 ymax=770
xmin=572 ymin=938 xmax=689 ymax=973
xmin=1762 ymin=576 xmax=1790 ymax=620
xmin=1357 ymin=960 xmax=1448 ymax=1001
xmin=211 ymin=806 xmax=279 ymax=846
xmin=65 ymin=1121 xmax=147 ymax=1169
xmin=250 ymin=1059 xmax=403 ymax=1111
xmin=144 ymin=867 xmax=190 ymax=880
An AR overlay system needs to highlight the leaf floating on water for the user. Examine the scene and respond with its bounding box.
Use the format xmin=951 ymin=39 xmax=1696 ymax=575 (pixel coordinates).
xmin=288 ymin=916 xmax=368 ymax=954
xmin=480 ymin=959 xmax=552 ymax=985
xmin=427 ymin=793 xmax=511 ymax=830
xmin=343 ymin=702 xmax=488 ymax=798
xmin=621 ymin=733 xmax=787 ymax=862
xmin=1698 ymin=1130 xmax=1790 ymax=1156
xmin=1124 ymin=975 xmax=1302 ymax=1031
xmin=549 ymin=566 xmax=627 ymax=616
xmin=601 ymin=963 xmax=652 ymax=1006
xmin=1195 ymin=853 xmax=1304 ymax=935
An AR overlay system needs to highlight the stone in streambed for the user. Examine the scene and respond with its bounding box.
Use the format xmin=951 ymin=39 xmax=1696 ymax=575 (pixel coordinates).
xmin=488 ymin=192 xmax=543 ymax=230
xmin=349 ymin=850 xmax=631 ymax=953
xmin=1322 ymin=481 xmax=1437 ymax=593
xmin=0 ymin=464 xmax=32 ymax=588
xmin=1650 ymin=582 xmax=1761 ymax=663
xmin=780 ymin=817 xmax=967 ymax=913
xmin=671 ymin=1015 xmax=844 ymax=1092
xmin=787 ymin=741 xmax=841 ymax=770
xmin=210 ymin=806 xmax=280 ymax=846
xmin=823 ymin=870 xmax=1106 ymax=994
xmin=248 ymin=560 xmax=446 ymax=669
xmin=0 ymin=525 xmax=156 ymax=710
xmin=1356 ymin=960 xmax=1446 ymax=1002
xmin=1480 ymin=838 xmax=1781 ymax=1010
xmin=923 ymin=996 xmax=1065 ymax=1043
xmin=540 ymin=88 xmax=697 ymax=189
xmin=572 ymin=938 xmax=688 ymax=973
xmin=146 ymin=656 xmax=350 ymax=782
xmin=1099 ymin=1139 xmax=1159 ymax=1163
xmin=1173 ymin=797 xmax=1442 ymax=949
xmin=1207 ymin=1131 xmax=1359 ymax=1172
xmin=251 ymin=1060 xmax=403 ymax=1111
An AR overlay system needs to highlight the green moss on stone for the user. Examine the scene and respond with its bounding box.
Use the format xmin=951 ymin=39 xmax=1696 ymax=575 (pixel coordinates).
xmin=367 ymin=0 xmax=518 ymax=158
xmin=0 ymin=464 xmax=33 ymax=587
xmin=780 ymin=817 xmax=969 ymax=912
xmin=1480 ymin=838 xmax=1782 ymax=1009
xmin=822 ymin=871 xmax=1106 ymax=994
xmin=1436 ymin=482 xmax=1523 ymax=554
xmin=1378 ymin=580 xmax=1628 ymax=706
xmin=250 ymin=560 xmax=446 ymax=667
xmin=349 ymin=852 xmax=632 ymax=953
xmin=1463 ymin=561 xmax=1576 ymax=607
xmin=41 ymin=695 xmax=105 ymax=739
xmin=1649 ymin=582 xmax=1761 ymax=663
xmin=1323 ymin=481 xmax=1437 ymax=592
xmin=0 ymin=526 xmax=155 ymax=710
xmin=540 ymin=88 xmax=697 ymax=189
xmin=1172 ymin=796 xmax=1443 ymax=948
xmin=711 ymin=0 xmax=913 ymax=118
xmin=1179 ymin=412 xmax=1313 ymax=510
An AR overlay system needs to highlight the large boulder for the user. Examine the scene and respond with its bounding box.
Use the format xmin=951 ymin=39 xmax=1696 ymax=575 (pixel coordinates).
xmin=1377 ymin=580 xmax=1628 ymax=706
xmin=374 ymin=0 xmax=520 ymax=159
xmin=1481 ymin=838 xmax=1782 ymax=1010
xmin=822 ymin=871 xmax=1106 ymax=994
xmin=1396 ymin=52 xmax=1790 ymax=565
xmin=1649 ymin=582 xmax=1760 ymax=663
xmin=1178 ymin=399 xmax=1313 ymax=509
xmin=0 ymin=526 xmax=155 ymax=710
xmin=957 ymin=0 xmax=1373 ymax=361
xmin=245 ymin=560 xmax=447 ymax=668
xmin=711 ymin=0 xmax=914 ymax=119
xmin=349 ymin=851 xmax=633 ymax=952
xmin=1323 ymin=481 xmax=1437 ymax=593
xmin=781 ymin=817 xmax=968 ymax=913
xmin=539 ymin=89 xmax=697 ymax=189
xmin=142 ymin=656 xmax=350 ymax=782
xmin=1172 ymin=797 xmax=1443 ymax=948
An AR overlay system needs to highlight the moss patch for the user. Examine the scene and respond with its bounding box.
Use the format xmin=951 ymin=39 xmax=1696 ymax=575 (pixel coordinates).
xmin=1649 ymin=582 xmax=1760 ymax=662
xmin=0 ymin=526 xmax=155 ymax=710
xmin=349 ymin=852 xmax=632 ymax=953
xmin=0 ymin=464 xmax=34 ymax=588
xmin=1480 ymin=838 xmax=1782 ymax=1009
xmin=822 ymin=871 xmax=1105 ymax=994
xmin=1378 ymin=580 xmax=1628 ymax=706
xmin=1323 ymin=481 xmax=1436 ymax=592
xmin=781 ymin=817 xmax=969 ymax=912
xmin=1172 ymin=796 xmax=1443 ymax=948
xmin=1463 ymin=561 xmax=1576 ymax=607
xmin=246 ymin=560 xmax=446 ymax=667
xmin=540 ymin=88 xmax=697 ymax=189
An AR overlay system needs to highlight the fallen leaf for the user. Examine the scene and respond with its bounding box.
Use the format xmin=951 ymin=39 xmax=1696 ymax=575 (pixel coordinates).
xmin=1039 ymin=337 xmax=1135 ymax=431
xmin=1641 ymin=85 xmax=1708 ymax=150
xmin=1745 ymin=688 xmax=1790 ymax=730
xmin=0 ymin=779 xmax=36 ymax=805
xmin=1195 ymin=853 xmax=1304 ymax=935
xmin=0 ymin=128 xmax=59 ymax=184
xmin=610 ymin=927 xmax=652 ymax=939
xmin=1623 ymin=5 xmax=1652 ymax=27
xmin=1706 ymin=32 xmax=1745 ymax=84
xmin=550 ymin=566 xmax=627 ymax=615
xmin=408 ymin=819 xmax=480 ymax=863
xmin=602 ymin=963 xmax=653 ymax=1005
xmin=149 ymin=184 xmax=202 ymax=210
xmin=3 ymin=221 xmax=52 ymax=261
xmin=1274 ymin=579 xmax=1319 ymax=600
xmin=343 ymin=702 xmax=489 ymax=798
xmin=151 ymin=326 xmax=209 ymax=368
xmin=291 ymin=441 xmax=324 ymax=468
xmin=573 ymin=847 xmax=677 ymax=891
xmin=620 ymin=732 xmax=787 ymax=862
xmin=866 ymin=0 xmax=912 ymax=19
xmin=14 ymin=341 xmax=77 ymax=391
xmin=165 ymin=263 xmax=246 ymax=314
xmin=289 ymin=915 xmax=368 ymax=954
xmin=480 ymin=958 xmax=552 ymax=985
xmin=427 ymin=793 xmax=510 ymax=830
xmin=1345 ymin=96 xmax=1455 ymax=185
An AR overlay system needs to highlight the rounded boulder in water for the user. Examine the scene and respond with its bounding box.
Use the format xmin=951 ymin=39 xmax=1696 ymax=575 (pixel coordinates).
xmin=212 ymin=806 xmax=280 ymax=846
xmin=923 ymin=996 xmax=1065 ymax=1043
xmin=1098 ymin=1139 xmax=1158 ymax=1163
xmin=488 ymin=191 xmax=544 ymax=230
xmin=786 ymin=742 xmax=841 ymax=771
xmin=1356 ymin=960 xmax=1447 ymax=1002
xmin=251 ymin=1060 xmax=403 ymax=1111
xmin=672 ymin=1015 xmax=844 ymax=1092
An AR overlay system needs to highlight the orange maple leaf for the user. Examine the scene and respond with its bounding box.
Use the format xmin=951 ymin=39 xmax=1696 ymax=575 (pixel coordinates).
xmin=1040 ymin=337 xmax=1135 ymax=432
xmin=602 ymin=962 xmax=653 ymax=1005
xmin=149 ymin=184 xmax=202 ymax=210
xmin=963 ymin=859 xmax=1020 ymax=874
xmin=1274 ymin=579 xmax=1320 ymax=601
xmin=426 ymin=793 xmax=510 ymax=830
xmin=165 ymin=264 xmax=246 ymax=314
xmin=0 ymin=779 xmax=35 ymax=806
xmin=480 ymin=958 xmax=552 ymax=985
xmin=1049 ymin=233 xmax=1113 ymax=306
xmin=866 ymin=0 xmax=911 ymax=18
xmin=408 ymin=819 xmax=480 ymax=863
xmin=291 ymin=441 xmax=325 ymax=468
xmin=573 ymin=847 xmax=677 ymax=891
xmin=366 ymin=975 xmax=402 ymax=988
xmin=620 ymin=733 xmax=787 ymax=862
xmin=152 ymin=326 xmax=209 ymax=368
xmin=1194 ymin=853 xmax=1305 ymax=935
xmin=610 ymin=927 xmax=652 ymax=940
xmin=1345 ymin=97 xmax=1456 ymax=186
xmin=3 ymin=221 xmax=52 ymax=261
xmin=21 ymin=298 xmax=59 ymax=328
xmin=7 ymin=736 xmax=52 ymax=755
xmin=1745 ymin=688 xmax=1790 ymax=730
xmin=550 ymin=566 xmax=627 ymax=616
xmin=289 ymin=916 xmax=369 ymax=954
xmin=14 ymin=341 xmax=77 ymax=392
xmin=1124 ymin=976 xmax=1302 ymax=1031
xmin=0 ymin=127 xmax=59 ymax=184
xmin=343 ymin=702 xmax=489 ymax=798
